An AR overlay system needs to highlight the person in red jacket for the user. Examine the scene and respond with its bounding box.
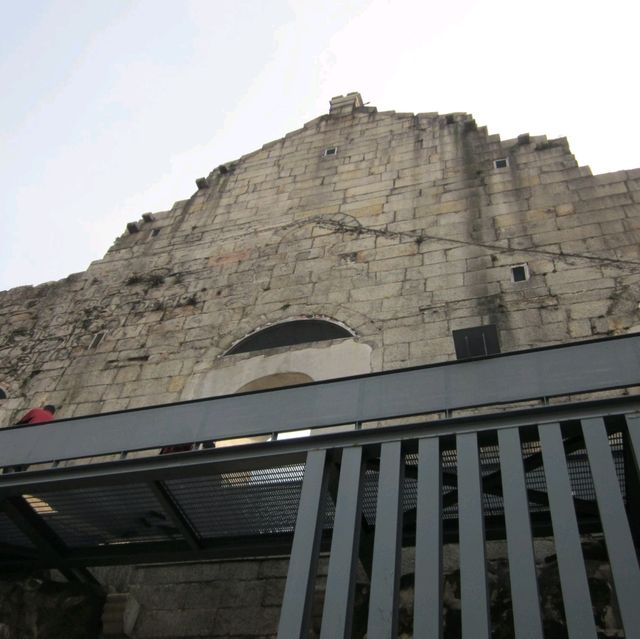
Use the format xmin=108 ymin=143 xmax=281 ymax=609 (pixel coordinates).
xmin=17 ymin=404 xmax=56 ymax=425
xmin=3 ymin=405 xmax=57 ymax=473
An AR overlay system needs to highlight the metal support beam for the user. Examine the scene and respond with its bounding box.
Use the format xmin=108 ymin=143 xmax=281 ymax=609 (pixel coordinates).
xmin=626 ymin=414 xmax=640 ymax=546
xmin=148 ymin=481 xmax=201 ymax=551
xmin=3 ymin=396 xmax=640 ymax=501
xmin=414 ymin=437 xmax=442 ymax=639
xmin=539 ymin=423 xmax=598 ymax=639
xmin=320 ymin=446 xmax=365 ymax=639
xmin=582 ymin=418 xmax=640 ymax=638
xmin=367 ymin=441 xmax=404 ymax=639
xmin=278 ymin=450 xmax=330 ymax=639
xmin=498 ymin=427 xmax=543 ymax=639
xmin=1 ymin=496 xmax=96 ymax=584
xmin=2 ymin=334 xmax=639 ymax=468
xmin=457 ymin=432 xmax=490 ymax=639
xmin=628 ymin=414 xmax=640 ymax=471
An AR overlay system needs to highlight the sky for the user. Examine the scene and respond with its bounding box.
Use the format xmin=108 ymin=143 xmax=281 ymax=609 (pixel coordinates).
xmin=1 ymin=0 xmax=639 ymax=291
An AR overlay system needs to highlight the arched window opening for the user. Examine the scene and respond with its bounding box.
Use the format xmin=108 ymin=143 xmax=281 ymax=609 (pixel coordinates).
xmin=0 ymin=388 xmax=6 ymax=400
xmin=226 ymin=319 xmax=352 ymax=355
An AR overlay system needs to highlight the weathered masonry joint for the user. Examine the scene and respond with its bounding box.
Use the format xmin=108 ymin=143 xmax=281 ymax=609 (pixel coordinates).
xmin=1 ymin=93 xmax=640 ymax=638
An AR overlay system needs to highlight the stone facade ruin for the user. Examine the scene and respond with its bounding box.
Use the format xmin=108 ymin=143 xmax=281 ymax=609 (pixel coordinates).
xmin=1 ymin=92 xmax=639 ymax=637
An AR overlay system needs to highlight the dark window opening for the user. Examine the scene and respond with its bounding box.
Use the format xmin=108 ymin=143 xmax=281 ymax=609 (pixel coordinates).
xmin=452 ymin=325 xmax=500 ymax=360
xmin=0 ymin=388 xmax=6 ymax=400
xmin=227 ymin=320 xmax=352 ymax=355
xmin=324 ymin=147 xmax=338 ymax=157
xmin=151 ymin=228 xmax=160 ymax=237
xmin=494 ymin=158 xmax=508 ymax=169
xmin=89 ymin=332 xmax=106 ymax=350
xmin=511 ymin=264 xmax=529 ymax=282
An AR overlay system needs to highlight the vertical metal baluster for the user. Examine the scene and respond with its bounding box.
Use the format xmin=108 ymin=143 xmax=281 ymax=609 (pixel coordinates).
xmin=457 ymin=431 xmax=491 ymax=639
xmin=539 ymin=423 xmax=598 ymax=639
xmin=581 ymin=418 xmax=640 ymax=638
xmin=498 ymin=427 xmax=543 ymax=639
xmin=414 ymin=436 xmax=442 ymax=639
xmin=627 ymin=414 xmax=640 ymax=474
xmin=278 ymin=450 xmax=329 ymax=639
xmin=320 ymin=446 xmax=365 ymax=639
xmin=626 ymin=414 xmax=640 ymax=545
xmin=367 ymin=441 xmax=404 ymax=639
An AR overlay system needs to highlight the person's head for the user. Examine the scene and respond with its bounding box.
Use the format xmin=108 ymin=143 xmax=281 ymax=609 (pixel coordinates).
xmin=43 ymin=405 xmax=56 ymax=415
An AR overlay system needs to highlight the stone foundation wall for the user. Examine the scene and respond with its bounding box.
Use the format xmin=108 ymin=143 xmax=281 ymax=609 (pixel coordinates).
xmin=89 ymin=538 xmax=622 ymax=639
xmin=0 ymin=541 xmax=620 ymax=639
xmin=0 ymin=573 xmax=104 ymax=639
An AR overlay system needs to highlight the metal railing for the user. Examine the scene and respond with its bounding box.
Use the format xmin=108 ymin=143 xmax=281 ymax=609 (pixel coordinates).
xmin=1 ymin=333 xmax=640 ymax=468
xmin=0 ymin=335 xmax=639 ymax=637
xmin=277 ymin=403 xmax=640 ymax=638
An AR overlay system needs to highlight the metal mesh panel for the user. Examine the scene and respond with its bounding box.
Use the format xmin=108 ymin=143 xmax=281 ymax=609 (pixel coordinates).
xmin=393 ymin=425 xmax=627 ymax=528
xmin=359 ymin=455 xmax=419 ymax=527
xmin=320 ymin=425 xmax=624 ymax=537
xmin=165 ymin=464 xmax=306 ymax=538
xmin=361 ymin=468 xmax=380 ymax=525
xmin=478 ymin=443 xmax=504 ymax=517
xmin=0 ymin=416 xmax=631 ymax=565
xmin=521 ymin=438 xmax=550 ymax=514
xmin=403 ymin=453 xmax=419 ymax=516
xmin=0 ymin=512 xmax=34 ymax=548
xmin=566 ymin=445 xmax=596 ymax=502
xmin=323 ymin=494 xmax=337 ymax=529
xmin=565 ymin=428 xmax=625 ymax=502
xmin=30 ymin=484 xmax=171 ymax=547
xmin=609 ymin=430 xmax=626 ymax=498
xmin=442 ymin=446 xmax=458 ymax=520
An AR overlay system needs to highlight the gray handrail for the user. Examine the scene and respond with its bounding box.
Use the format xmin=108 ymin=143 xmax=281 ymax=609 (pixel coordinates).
xmin=1 ymin=334 xmax=639 ymax=467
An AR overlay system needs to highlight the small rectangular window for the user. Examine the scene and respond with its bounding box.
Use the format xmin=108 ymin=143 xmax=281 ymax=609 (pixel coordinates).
xmin=494 ymin=158 xmax=508 ymax=169
xmin=511 ymin=264 xmax=529 ymax=282
xmin=452 ymin=325 xmax=500 ymax=360
xmin=89 ymin=331 xmax=106 ymax=349
xmin=323 ymin=147 xmax=338 ymax=157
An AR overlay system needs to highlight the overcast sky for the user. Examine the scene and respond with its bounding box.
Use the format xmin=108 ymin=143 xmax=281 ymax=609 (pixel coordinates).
xmin=1 ymin=0 xmax=638 ymax=291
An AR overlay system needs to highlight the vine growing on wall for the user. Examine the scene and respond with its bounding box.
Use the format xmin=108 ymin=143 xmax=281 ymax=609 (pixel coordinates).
xmin=280 ymin=214 xmax=640 ymax=273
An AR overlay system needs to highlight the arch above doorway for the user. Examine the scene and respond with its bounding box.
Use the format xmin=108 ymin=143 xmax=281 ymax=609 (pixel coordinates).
xmin=225 ymin=318 xmax=354 ymax=356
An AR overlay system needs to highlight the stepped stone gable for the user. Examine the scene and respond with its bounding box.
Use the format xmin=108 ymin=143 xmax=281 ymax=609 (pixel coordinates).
xmin=2 ymin=92 xmax=640 ymax=425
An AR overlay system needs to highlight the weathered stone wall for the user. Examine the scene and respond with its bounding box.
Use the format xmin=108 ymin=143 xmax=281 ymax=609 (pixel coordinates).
xmin=1 ymin=93 xmax=640 ymax=637
xmin=0 ymin=573 xmax=104 ymax=638
xmin=91 ymin=539 xmax=622 ymax=639
xmin=2 ymin=94 xmax=640 ymax=426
